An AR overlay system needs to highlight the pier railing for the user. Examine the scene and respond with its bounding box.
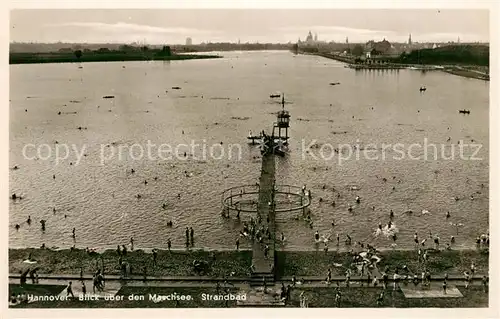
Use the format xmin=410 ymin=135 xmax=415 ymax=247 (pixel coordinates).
xmin=221 ymin=184 xmax=311 ymax=213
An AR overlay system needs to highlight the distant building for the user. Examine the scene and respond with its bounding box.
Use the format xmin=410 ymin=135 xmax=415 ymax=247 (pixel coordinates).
xmin=366 ymin=40 xmax=375 ymax=50
xmin=186 ymin=37 xmax=193 ymax=45
xmin=306 ymin=31 xmax=314 ymax=44
xmin=408 ymin=34 xmax=412 ymax=45
xmin=373 ymin=38 xmax=392 ymax=54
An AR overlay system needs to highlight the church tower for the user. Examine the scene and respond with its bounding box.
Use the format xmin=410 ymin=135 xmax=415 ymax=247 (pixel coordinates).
xmin=408 ymin=33 xmax=412 ymax=45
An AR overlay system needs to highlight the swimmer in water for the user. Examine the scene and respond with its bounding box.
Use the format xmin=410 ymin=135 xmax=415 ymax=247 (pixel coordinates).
xmin=421 ymin=238 xmax=426 ymax=246
xmin=346 ymin=234 xmax=352 ymax=245
xmin=356 ymin=196 xmax=360 ymax=204
xmin=315 ymin=231 xmax=320 ymax=241
xmin=348 ymin=205 xmax=353 ymax=212
xmin=390 ymin=210 xmax=394 ymax=219
xmin=15 ymin=224 xmax=20 ymax=231
xmin=27 ymin=216 xmax=31 ymax=225
xmin=446 ymin=211 xmax=451 ymax=218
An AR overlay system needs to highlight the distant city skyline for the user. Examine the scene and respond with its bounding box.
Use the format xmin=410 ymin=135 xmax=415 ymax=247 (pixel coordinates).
xmin=10 ymin=9 xmax=489 ymax=44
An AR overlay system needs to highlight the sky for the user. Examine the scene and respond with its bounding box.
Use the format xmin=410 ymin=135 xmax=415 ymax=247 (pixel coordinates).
xmin=10 ymin=9 xmax=490 ymax=44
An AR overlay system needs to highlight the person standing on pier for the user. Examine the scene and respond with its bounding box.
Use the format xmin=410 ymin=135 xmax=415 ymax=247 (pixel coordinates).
xmin=29 ymin=269 xmax=37 ymax=284
xmin=393 ymin=271 xmax=400 ymax=291
xmin=470 ymin=262 xmax=476 ymax=275
xmin=464 ymin=271 xmax=471 ymax=289
xmin=326 ymin=268 xmax=332 ymax=284
xmin=376 ymin=291 xmax=384 ymax=306
xmin=81 ymin=281 xmax=86 ymax=297
xmin=66 ymin=281 xmax=75 ymax=298
xmin=345 ymin=269 xmax=351 ymax=287
xmin=152 ymin=249 xmax=157 ymax=266
xmin=482 ymin=275 xmax=488 ymax=292
xmin=335 ymin=289 xmax=341 ymax=307
xmin=382 ymin=272 xmax=388 ymax=289
xmin=236 ymin=238 xmax=240 ymax=250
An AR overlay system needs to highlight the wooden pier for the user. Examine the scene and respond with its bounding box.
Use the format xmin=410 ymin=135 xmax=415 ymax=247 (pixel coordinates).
xmin=250 ymin=150 xmax=276 ymax=285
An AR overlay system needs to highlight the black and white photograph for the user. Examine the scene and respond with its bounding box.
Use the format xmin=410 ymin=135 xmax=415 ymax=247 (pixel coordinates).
xmin=4 ymin=2 xmax=497 ymax=314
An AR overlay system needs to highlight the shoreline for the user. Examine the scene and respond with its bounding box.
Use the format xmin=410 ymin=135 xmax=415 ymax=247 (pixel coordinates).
xmin=9 ymin=248 xmax=488 ymax=278
xmin=311 ymin=52 xmax=489 ymax=81
xmin=9 ymin=53 xmax=221 ymax=65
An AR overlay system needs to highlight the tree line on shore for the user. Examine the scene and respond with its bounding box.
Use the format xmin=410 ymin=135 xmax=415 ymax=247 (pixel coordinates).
xmin=9 ymin=45 xmax=221 ymax=64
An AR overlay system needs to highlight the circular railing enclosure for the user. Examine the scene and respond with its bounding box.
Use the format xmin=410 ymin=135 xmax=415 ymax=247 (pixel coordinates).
xmin=221 ymin=184 xmax=311 ymax=213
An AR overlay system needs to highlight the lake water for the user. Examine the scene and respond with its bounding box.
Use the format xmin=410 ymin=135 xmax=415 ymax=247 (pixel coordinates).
xmin=9 ymin=51 xmax=489 ymax=251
